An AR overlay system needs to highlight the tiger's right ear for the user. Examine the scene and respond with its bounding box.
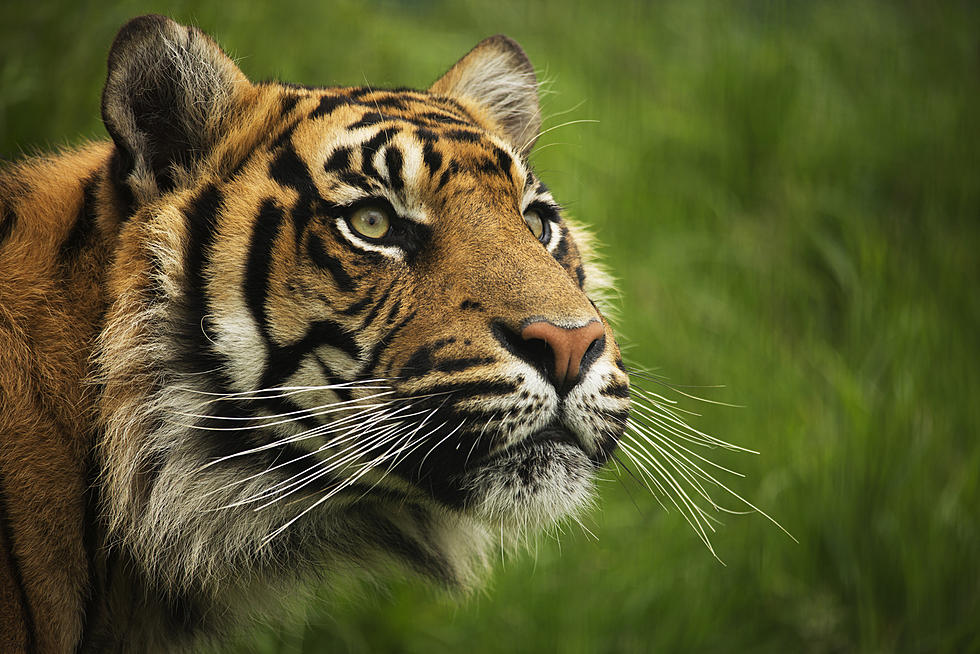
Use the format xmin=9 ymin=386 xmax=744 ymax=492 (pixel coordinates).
xmin=101 ymin=15 xmax=251 ymax=205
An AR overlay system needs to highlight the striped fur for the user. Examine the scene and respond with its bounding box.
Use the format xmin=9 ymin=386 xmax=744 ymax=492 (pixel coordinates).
xmin=0 ymin=15 xmax=629 ymax=653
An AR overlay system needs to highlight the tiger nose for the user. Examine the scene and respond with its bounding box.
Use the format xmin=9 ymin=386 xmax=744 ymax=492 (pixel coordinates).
xmin=520 ymin=320 xmax=606 ymax=391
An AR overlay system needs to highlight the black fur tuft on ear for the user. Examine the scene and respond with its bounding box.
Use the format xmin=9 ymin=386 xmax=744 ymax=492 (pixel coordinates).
xmin=429 ymin=35 xmax=542 ymax=156
xmin=101 ymin=15 xmax=250 ymax=204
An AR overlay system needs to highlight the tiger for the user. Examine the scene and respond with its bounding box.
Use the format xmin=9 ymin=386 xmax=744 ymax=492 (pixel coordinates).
xmin=0 ymin=14 xmax=631 ymax=653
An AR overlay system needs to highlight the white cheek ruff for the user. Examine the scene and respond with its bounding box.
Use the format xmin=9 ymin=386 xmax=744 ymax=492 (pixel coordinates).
xmin=334 ymin=218 xmax=405 ymax=260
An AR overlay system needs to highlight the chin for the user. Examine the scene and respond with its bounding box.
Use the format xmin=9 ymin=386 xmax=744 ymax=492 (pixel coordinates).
xmin=458 ymin=430 xmax=600 ymax=532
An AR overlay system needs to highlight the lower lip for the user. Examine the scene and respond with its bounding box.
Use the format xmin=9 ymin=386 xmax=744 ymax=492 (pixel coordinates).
xmin=529 ymin=425 xmax=579 ymax=448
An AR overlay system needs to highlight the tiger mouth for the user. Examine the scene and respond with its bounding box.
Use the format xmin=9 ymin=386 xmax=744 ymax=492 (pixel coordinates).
xmin=472 ymin=421 xmax=585 ymax=469
xmin=524 ymin=424 xmax=580 ymax=450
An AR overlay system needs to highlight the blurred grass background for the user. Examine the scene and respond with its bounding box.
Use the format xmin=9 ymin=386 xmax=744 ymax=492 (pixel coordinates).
xmin=3 ymin=0 xmax=979 ymax=652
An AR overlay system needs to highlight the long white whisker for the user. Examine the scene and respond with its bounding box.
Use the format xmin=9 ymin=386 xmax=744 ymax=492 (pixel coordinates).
xmin=200 ymin=403 xmax=426 ymax=497
xmin=174 ymin=390 xmax=397 ymax=430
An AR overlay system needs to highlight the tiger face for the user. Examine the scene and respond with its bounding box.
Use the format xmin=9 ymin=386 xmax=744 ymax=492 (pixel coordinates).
xmin=205 ymin=88 xmax=631 ymax=528
xmin=96 ymin=15 xmax=630 ymax=602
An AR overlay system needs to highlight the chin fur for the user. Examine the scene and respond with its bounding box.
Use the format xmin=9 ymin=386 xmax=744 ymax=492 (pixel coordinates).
xmin=459 ymin=441 xmax=598 ymax=534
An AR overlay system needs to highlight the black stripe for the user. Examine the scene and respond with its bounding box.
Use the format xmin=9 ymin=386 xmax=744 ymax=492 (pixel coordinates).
xmin=307 ymin=232 xmax=355 ymax=292
xmin=443 ymin=128 xmax=482 ymax=143
xmin=305 ymin=319 xmax=360 ymax=360
xmin=260 ymin=318 xmax=360 ymax=389
xmin=400 ymin=350 xmax=495 ymax=379
xmin=384 ymin=299 xmax=402 ymax=324
xmin=476 ymin=156 xmax=503 ymax=177
xmin=60 ymin=174 xmax=100 ymax=262
xmin=280 ymin=93 xmax=301 ymax=115
xmin=178 ymin=184 xmax=225 ymax=375
xmin=384 ymin=147 xmax=404 ymax=192
xmin=324 ymin=146 xmax=352 ymax=173
xmin=493 ymin=146 xmax=514 ymax=178
xmin=553 ymin=231 xmax=569 ymax=261
xmin=413 ymin=378 xmax=518 ymax=400
xmin=603 ymin=382 xmax=630 ymax=399
xmin=337 ymin=171 xmax=373 ymax=191
xmin=371 ymin=513 xmax=450 ymax=583
xmin=428 ymin=96 xmax=474 ymax=120
xmin=0 ymin=475 xmax=38 ymax=653
xmin=270 ymin=143 xmax=319 ymax=198
xmin=359 ymin=279 xmax=396 ymax=330
xmin=575 ymin=264 xmax=586 ymax=288
xmin=363 ymin=309 xmax=417 ymax=375
xmin=244 ymin=198 xmax=287 ymax=334
xmin=436 ymin=160 xmax=459 ymax=191
xmin=399 ymin=344 xmax=432 ymax=379
xmin=370 ymin=95 xmax=409 ymax=110
xmin=348 ymin=112 xmax=386 ymax=129
xmin=341 ymin=294 xmax=373 ymax=316
xmin=361 ymin=128 xmax=399 ymax=183
xmin=417 ymin=111 xmax=470 ymax=126
xmin=347 ymin=86 xmax=374 ymax=99
xmin=310 ymin=94 xmax=349 ymax=119
xmin=269 ymin=143 xmax=331 ymax=250
xmin=421 ymin=140 xmax=442 ymax=177
xmin=434 ymin=356 xmax=494 ymax=374
xmin=268 ymin=117 xmax=303 ymax=153
xmin=0 ymin=204 xmax=17 ymax=247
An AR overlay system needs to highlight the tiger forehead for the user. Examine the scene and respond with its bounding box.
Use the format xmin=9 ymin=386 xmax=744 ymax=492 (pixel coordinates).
xmin=275 ymin=87 xmax=533 ymax=204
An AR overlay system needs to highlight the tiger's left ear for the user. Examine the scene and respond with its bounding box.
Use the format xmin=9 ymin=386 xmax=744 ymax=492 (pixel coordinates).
xmin=101 ymin=15 xmax=252 ymax=205
xmin=429 ymin=35 xmax=542 ymax=156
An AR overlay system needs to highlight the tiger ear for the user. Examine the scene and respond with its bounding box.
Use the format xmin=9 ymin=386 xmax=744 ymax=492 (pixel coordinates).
xmin=429 ymin=35 xmax=542 ymax=156
xmin=101 ymin=15 xmax=251 ymax=204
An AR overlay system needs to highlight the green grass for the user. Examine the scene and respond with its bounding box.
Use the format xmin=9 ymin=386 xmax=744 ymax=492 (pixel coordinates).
xmin=3 ymin=1 xmax=979 ymax=652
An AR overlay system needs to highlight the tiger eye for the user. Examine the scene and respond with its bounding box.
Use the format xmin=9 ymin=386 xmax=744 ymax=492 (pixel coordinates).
xmin=523 ymin=209 xmax=545 ymax=241
xmin=350 ymin=205 xmax=391 ymax=239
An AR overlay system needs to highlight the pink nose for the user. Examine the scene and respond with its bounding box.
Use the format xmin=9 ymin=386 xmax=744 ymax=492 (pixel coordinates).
xmin=520 ymin=320 xmax=605 ymax=389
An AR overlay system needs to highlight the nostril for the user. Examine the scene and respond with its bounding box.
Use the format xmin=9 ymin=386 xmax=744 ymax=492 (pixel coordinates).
xmin=579 ymin=333 xmax=606 ymax=378
xmin=492 ymin=320 xmax=556 ymax=380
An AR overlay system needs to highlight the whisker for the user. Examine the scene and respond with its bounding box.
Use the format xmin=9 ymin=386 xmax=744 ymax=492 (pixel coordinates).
xmin=174 ymin=390 xmax=398 ymax=430
xmin=521 ymin=118 xmax=599 ymax=152
xmin=199 ymin=403 xmax=427 ymax=498
xmin=173 ymin=378 xmax=392 ymax=402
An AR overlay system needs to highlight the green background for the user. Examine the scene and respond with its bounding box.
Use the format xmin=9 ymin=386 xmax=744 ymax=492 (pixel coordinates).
xmin=2 ymin=1 xmax=978 ymax=652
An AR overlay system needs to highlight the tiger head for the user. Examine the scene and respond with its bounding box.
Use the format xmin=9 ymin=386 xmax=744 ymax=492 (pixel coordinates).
xmin=96 ymin=15 xmax=630 ymax=595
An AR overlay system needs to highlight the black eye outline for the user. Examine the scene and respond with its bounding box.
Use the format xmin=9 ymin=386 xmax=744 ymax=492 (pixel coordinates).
xmin=338 ymin=197 xmax=429 ymax=257
xmin=523 ymin=201 xmax=560 ymax=245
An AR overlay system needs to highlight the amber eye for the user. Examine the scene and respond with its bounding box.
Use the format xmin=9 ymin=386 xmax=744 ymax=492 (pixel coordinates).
xmin=349 ymin=205 xmax=391 ymax=239
xmin=523 ymin=209 xmax=546 ymax=241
